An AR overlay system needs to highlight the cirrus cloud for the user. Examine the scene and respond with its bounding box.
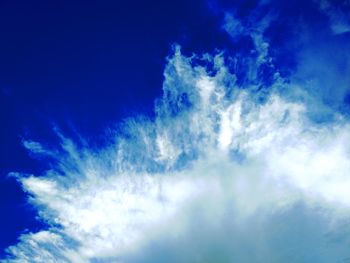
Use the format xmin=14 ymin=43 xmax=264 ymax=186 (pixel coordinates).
xmin=3 ymin=1 xmax=350 ymax=262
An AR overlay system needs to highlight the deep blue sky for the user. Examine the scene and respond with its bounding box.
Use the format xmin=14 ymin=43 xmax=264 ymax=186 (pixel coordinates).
xmin=0 ymin=0 xmax=235 ymax=254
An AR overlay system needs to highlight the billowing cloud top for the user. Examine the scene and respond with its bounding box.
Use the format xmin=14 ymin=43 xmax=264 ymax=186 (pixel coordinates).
xmin=3 ymin=1 xmax=350 ymax=262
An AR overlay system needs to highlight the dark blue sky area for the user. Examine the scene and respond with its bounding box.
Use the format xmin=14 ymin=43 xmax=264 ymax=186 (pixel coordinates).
xmin=0 ymin=0 xmax=235 ymax=254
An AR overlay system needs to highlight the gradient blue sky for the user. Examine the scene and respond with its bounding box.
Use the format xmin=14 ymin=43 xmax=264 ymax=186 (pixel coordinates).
xmin=1 ymin=0 xmax=350 ymax=261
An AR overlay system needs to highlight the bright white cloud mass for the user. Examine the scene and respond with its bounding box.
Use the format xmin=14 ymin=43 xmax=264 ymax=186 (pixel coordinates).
xmin=3 ymin=2 xmax=350 ymax=262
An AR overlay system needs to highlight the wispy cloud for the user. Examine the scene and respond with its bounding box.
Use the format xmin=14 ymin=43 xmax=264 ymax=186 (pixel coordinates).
xmin=3 ymin=1 xmax=350 ymax=262
xmin=316 ymin=0 xmax=350 ymax=34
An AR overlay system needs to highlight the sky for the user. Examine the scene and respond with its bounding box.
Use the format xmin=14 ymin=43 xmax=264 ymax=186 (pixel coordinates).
xmin=1 ymin=0 xmax=350 ymax=262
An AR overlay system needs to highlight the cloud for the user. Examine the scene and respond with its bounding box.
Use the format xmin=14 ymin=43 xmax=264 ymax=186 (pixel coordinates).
xmin=3 ymin=2 xmax=350 ymax=262
xmin=219 ymin=0 xmax=350 ymax=110
xmin=316 ymin=0 xmax=350 ymax=35
xmin=3 ymin=46 xmax=350 ymax=262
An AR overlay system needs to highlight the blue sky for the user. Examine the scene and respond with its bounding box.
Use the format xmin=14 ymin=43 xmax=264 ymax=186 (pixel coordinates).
xmin=1 ymin=0 xmax=350 ymax=262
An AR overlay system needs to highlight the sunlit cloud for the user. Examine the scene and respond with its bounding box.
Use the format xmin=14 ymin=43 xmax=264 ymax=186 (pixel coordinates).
xmin=3 ymin=1 xmax=350 ymax=262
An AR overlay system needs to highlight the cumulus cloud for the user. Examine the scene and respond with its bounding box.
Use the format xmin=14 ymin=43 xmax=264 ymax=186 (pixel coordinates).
xmin=3 ymin=2 xmax=350 ymax=262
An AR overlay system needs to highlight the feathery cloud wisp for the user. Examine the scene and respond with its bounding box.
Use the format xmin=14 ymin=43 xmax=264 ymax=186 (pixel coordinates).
xmin=3 ymin=1 xmax=350 ymax=262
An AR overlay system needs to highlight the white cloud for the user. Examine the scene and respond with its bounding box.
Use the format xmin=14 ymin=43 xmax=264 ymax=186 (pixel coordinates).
xmin=4 ymin=46 xmax=350 ymax=262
